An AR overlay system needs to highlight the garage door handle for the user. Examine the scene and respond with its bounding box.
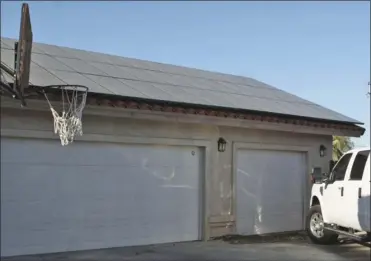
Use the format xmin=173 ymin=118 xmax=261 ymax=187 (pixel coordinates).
xmin=358 ymin=188 xmax=362 ymax=198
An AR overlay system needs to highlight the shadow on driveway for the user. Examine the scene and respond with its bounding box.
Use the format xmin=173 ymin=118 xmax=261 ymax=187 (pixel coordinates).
xmin=2 ymin=240 xmax=370 ymax=261
xmin=311 ymin=239 xmax=370 ymax=261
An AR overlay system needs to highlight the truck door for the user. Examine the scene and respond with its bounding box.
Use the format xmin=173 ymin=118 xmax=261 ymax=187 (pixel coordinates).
xmin=360 ymin=152 xmax=370 ymax=232
xmin=342 ymin=149 xmax=370 ymax=231
xmin=322 ymin=153 xmax=352 ymax=224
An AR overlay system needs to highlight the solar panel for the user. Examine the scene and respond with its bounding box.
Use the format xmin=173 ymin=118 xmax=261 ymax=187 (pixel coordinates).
xmin=55 ymin=57 xmax=107 ymax=76
xmin=83 ymin=74 xmax=148 ymax=98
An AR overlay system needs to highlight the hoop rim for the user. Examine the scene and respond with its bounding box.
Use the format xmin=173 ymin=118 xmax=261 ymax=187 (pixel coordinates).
xmin=41 ymin=84 xmax=89 ymax=92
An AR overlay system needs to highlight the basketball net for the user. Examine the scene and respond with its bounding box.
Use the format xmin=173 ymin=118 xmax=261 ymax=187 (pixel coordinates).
xmin=42 ymin=85 xmax=88 ymax=146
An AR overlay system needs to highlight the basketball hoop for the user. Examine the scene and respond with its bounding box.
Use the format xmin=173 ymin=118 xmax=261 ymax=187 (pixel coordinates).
xmin=42 ymin=85 xmax=88 ymax=146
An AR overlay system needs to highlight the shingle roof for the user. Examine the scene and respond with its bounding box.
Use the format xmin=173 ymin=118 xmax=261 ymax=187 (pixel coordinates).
xmin=0 ymin=37 xmax=361 ymax=124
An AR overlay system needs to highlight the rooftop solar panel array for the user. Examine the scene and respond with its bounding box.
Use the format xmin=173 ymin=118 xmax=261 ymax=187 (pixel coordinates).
xmin=0 ymin=37 xmax=360 ymax=124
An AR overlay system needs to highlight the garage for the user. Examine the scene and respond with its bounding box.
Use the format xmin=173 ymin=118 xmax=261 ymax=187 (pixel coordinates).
xmin=236 ymin=149 xmax=307 ymax=235
xmin=1 ymin=137 xmax=203 ymax=256
xmin=1 ymin=36 xmax=366 ymax=257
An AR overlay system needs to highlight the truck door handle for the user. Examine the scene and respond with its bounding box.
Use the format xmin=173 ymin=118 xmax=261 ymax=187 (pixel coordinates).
xmin=358 ymin=188 xmax=362 ymax=198
xmin=338 ymin=187 xmax=344 ymax=196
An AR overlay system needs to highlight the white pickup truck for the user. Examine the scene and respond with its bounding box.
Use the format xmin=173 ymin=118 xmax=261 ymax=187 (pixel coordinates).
xmin=306 ymin=147 xmax=370 ymax=244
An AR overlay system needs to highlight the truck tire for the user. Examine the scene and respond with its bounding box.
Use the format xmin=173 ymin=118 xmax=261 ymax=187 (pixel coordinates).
xmin=306 ymin=205 xmax=338 ymax=244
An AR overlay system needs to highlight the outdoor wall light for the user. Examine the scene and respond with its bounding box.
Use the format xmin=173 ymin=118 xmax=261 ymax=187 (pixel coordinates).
xmin=218 ymin=137 xmax=227 ymax=152
xmin=319 ymin=144 xmax=327 ymax=157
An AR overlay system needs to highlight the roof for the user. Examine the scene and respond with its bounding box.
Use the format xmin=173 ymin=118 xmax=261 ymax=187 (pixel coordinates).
xmin=346 ymin=147 xmax=370 ymax=154
xmin=0 ymin=37 xmax=362 ymax=124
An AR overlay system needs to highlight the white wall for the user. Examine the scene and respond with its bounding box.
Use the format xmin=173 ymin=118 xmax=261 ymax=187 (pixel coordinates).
xmin=0 ymin=107 xmax=332 ymax=238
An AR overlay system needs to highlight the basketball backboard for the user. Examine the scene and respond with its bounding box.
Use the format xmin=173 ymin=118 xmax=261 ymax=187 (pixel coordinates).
xmin=14 ymin=3 xmax=33 ymax=100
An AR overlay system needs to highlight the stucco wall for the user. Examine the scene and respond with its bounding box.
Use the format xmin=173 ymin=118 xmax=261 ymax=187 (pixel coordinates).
xmin=1 ymin=108 xmax=333 ymax=238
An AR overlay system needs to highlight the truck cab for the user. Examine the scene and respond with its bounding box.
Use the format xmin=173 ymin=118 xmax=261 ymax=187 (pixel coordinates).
xmin=307 ymin=147 xmax=370 ymax=244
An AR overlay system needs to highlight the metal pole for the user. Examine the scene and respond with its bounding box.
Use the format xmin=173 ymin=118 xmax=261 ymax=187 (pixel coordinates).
xmin=368 ymin=82 xmax=370 ymax=147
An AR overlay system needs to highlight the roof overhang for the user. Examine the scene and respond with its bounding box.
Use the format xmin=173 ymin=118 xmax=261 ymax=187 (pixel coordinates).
xmin=0 ymin=90 xmax=365 ymax=138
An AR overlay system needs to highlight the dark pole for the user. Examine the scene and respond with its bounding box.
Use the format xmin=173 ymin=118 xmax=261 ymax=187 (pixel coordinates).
xmin=368 ymin=82 xmax=370 ymax=147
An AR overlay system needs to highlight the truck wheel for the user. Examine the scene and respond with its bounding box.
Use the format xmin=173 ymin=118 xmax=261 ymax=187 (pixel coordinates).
xmin=306 ymin=205 xmax=338 ymax=244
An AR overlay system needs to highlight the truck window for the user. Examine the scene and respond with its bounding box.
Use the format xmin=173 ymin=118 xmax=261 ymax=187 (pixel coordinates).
xmin=349 ymin=150 xmax=370 ymax=180
xmin=331 ymin=153 xmax=352 ymax=181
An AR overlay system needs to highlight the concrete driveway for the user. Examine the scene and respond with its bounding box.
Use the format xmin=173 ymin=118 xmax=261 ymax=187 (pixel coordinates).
xmin=2 ymin=240 xmax=370 ymax=261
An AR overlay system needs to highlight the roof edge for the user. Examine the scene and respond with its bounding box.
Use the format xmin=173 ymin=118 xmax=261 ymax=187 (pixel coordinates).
xmin=27 ymin=84 xmax=362 ymax=126
xmin=1 ymin=92 xmax=365 ymax=138
xmin=24 ymin=87 xmax=365 ymax=137
xmin=85 ymin=91 xmax=364 ymax=126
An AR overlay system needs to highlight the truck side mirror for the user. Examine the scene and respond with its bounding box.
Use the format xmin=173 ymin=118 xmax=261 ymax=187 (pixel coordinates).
xmin=322 ymin=172 xmax=332 ymax=186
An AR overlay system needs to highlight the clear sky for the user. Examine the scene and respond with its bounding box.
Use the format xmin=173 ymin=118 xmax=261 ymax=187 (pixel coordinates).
xmin=1 ymin=1 xmax=370 ymax=146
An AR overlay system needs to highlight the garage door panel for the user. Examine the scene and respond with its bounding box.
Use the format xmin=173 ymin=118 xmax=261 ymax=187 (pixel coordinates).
xmin=236 ymin=149 xmax=306 ymax=235
xmin=1 ymin=137 xmax=202 ymax=256
xmin=2 ymin=167 xmax=200 ymax=221
xmin=2 ymin=139 xmax=199 ymax=168
xmin=1 ymin=164 xmax=199 ymax=198
xmin=2 ymin=162 xmax=201 ymax=185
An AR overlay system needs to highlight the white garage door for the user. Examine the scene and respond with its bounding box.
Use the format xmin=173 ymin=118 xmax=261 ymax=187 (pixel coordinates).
xmin=1 ymin=137 xmax=203 ymax=257
xmin=236 ymin=149 xmax=306 ymax=235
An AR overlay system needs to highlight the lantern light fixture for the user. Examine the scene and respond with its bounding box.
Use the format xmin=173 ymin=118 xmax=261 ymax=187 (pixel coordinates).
xmin=218 ymin=137 xmax=227 ymax=152
xmin=319 ymin=144 xmax=327 ymax=157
